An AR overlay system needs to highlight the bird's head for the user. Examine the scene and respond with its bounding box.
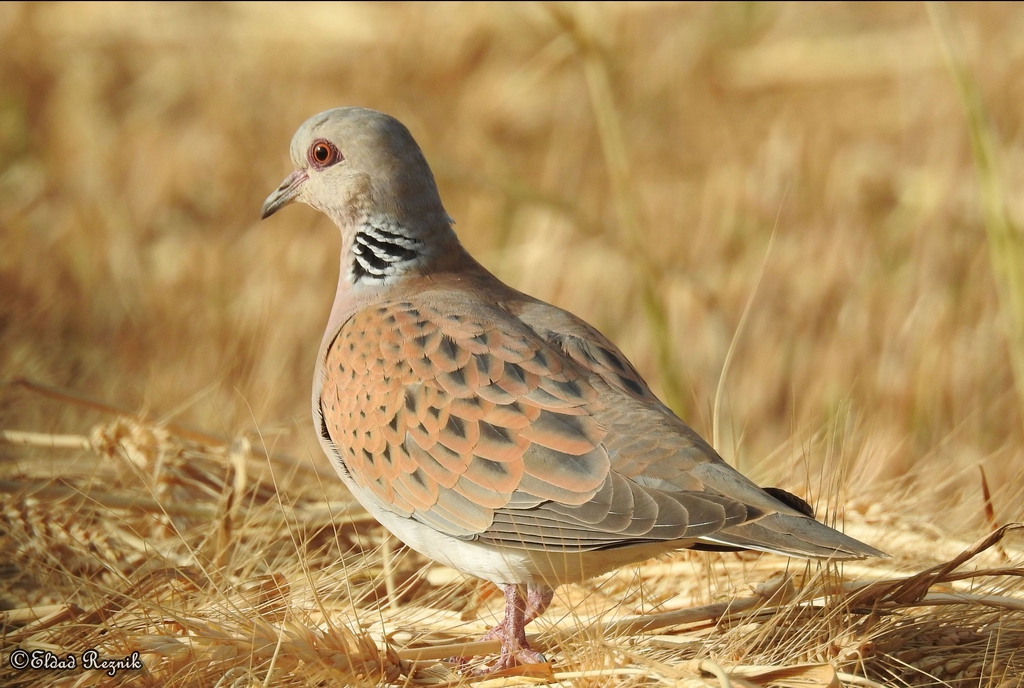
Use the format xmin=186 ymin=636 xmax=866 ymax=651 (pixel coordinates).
xmin=261 ymin=107 xmax=451 ymax=235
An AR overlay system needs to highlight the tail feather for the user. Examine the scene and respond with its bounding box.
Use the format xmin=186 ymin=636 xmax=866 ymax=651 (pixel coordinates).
xmin=699 ymin=512 xmax=888 ymax=560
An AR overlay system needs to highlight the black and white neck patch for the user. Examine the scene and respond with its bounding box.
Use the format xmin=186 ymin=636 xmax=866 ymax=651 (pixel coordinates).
xmin=350 ymin=218 xmax=423 ymax=282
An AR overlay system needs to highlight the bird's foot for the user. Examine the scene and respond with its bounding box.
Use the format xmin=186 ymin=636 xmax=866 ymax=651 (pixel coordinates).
xmin=446 ymin=618 xmax=547 ymax=674
xmin=450 ymin=583 xmax=554 ymax=676
xmin=469 ymin=622 xmax=547 ymax=675
xmin=483 ymin=618 xmax=548 ymax=671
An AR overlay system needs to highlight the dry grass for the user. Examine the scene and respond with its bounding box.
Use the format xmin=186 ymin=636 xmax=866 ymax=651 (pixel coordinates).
xmin=2 ymin=415 xmax=1022 ymax=687
xmin=2 ymin=2 xmax=1024 ymax=686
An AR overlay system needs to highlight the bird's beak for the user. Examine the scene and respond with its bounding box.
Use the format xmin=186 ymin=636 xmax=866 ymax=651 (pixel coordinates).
xmin=260 ymin=169 xmax=308 ymax=219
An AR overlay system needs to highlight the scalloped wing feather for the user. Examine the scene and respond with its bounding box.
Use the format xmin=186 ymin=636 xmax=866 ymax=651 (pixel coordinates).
xmin=319 ymin=291 xmax=882 ymax=559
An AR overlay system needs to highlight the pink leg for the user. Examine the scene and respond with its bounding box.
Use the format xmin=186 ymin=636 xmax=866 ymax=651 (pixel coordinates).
xmin=524 ymin=583 xmax=554 ymax=624
xmin=470 ymin=583 xmax=554 ymax=674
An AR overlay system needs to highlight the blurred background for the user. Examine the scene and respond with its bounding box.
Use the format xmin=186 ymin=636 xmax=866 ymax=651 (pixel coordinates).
xmin=1 ymin=2 xmax=1022 ymax=531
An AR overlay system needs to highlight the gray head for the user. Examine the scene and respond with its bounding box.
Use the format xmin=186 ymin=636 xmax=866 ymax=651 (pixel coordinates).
xmin=261 ymin=107 xmax=451 ymax=234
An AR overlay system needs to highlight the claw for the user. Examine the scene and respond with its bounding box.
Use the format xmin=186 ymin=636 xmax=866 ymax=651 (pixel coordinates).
xmin=515 ymin=649 xmax=547 ymax=665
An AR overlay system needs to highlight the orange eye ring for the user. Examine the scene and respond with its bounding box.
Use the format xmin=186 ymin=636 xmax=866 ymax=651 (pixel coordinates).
xmin=309 ymin=140 xmax=341 ymax=168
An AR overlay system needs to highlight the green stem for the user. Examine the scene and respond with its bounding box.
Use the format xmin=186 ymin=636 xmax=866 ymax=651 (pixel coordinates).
xmin=929 ymin=2 xmax=1024 ymax=432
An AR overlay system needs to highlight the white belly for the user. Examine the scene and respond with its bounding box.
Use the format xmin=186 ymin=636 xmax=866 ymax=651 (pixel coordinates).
xmin=330 ymin=462 xmax=678 ymax=586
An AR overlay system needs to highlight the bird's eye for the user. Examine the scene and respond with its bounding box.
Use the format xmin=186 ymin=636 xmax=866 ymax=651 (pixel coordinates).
xmin=309 ymin=140 xmax=341 ymax=167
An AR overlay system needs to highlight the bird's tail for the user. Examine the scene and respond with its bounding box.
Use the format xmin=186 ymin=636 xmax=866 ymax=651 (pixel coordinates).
xmin=698 ymin=487 xmax=887 ymax=560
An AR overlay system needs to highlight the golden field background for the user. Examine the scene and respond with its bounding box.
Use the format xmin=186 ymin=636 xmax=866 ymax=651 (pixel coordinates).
xmin=2 ymin=1 xmax=1023 ymax=526
xmin=1 ymin=3 xmax=1024 ymax=686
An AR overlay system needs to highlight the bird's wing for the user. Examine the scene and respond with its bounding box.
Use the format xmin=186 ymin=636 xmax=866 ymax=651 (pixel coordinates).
xmin=516 ymin=299 xmax=885 ymax=559
xmin=319 ymin=291 xmax=882 ymax=559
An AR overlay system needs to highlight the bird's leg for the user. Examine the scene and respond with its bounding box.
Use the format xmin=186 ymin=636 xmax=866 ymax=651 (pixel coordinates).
xmin=471 ymin=584 xmax=549 ymax=673
xmin=523 ymin=583 xmax=554 ymax=625
xmin=450 ymin=583 xmax=554 ymax=673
